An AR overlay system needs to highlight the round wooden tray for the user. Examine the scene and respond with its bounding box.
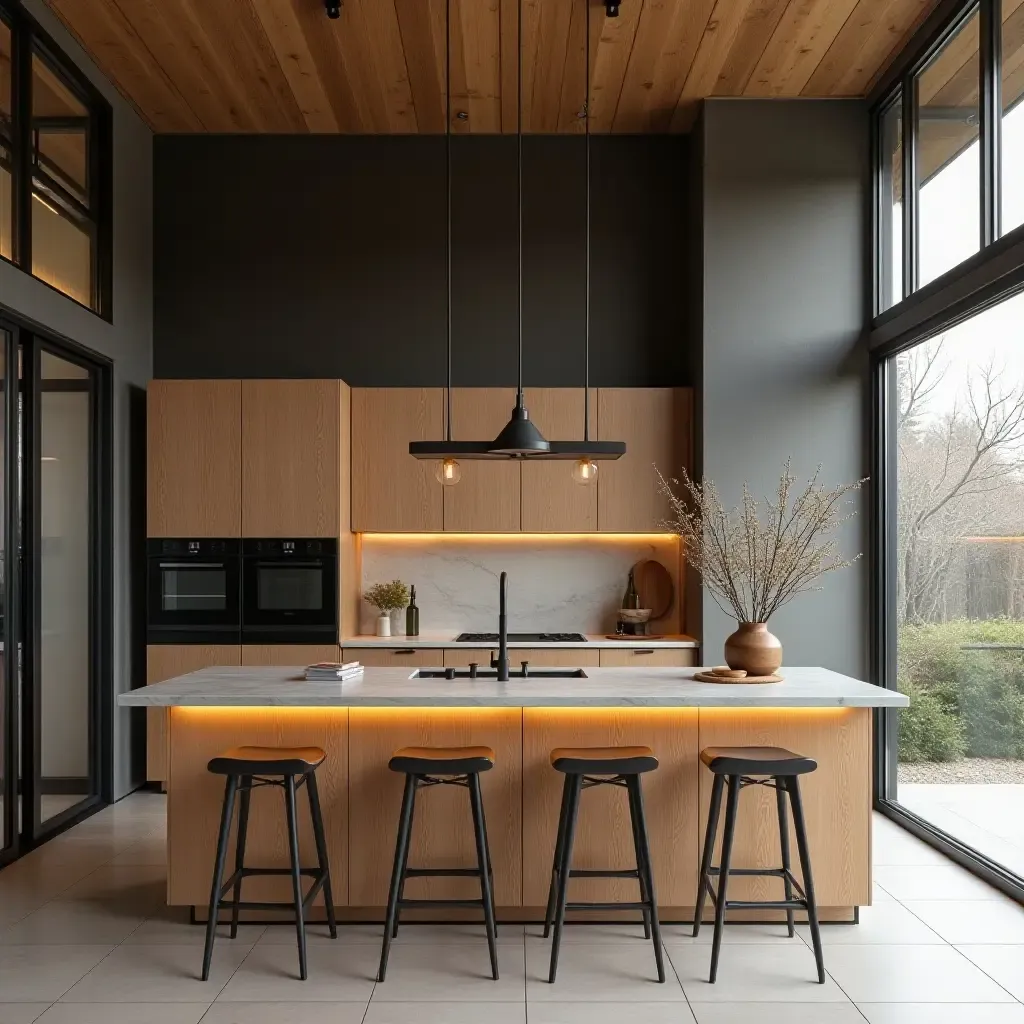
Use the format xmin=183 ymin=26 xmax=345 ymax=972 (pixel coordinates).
xmin=693 ymin=670 xmax=783 ymax=685
xmin=605 ymin=634 xmax=668 ymax=640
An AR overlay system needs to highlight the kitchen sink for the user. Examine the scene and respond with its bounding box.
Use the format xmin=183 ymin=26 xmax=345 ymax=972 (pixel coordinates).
xmin=413 ymin=668 xmax=588 ymax=680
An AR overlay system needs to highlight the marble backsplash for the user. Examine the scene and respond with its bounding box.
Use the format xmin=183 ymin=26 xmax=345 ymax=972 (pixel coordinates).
xmin=358 ymin=535 xmax=681 ymax=635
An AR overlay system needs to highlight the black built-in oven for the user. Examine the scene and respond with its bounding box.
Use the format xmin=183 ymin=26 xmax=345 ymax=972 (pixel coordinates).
xmin=147 ymin=539 xmax=241 ymax=644
xmin=242 ymin=538 xmax=338 ymax=644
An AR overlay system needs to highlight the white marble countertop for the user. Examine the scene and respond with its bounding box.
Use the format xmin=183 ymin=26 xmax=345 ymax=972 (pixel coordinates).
xmin=340 ymin=633 xmax=700 ymax=649
xmin=118 ymin=666 xmax=907 ymax=709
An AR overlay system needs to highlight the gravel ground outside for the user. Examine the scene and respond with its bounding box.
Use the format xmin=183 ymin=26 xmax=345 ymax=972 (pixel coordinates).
xmin=898 ymin=757 xmax=1024 ymax=783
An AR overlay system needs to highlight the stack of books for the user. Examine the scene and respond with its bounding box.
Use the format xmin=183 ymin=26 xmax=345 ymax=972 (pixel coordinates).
xmin=305 ymin=661 xmax=363 ymax=681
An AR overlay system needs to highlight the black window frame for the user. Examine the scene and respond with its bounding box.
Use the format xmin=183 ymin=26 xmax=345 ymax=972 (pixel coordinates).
xmin=869 ymin=0 xmax=1024 ymax=903
xmin=0 ymin=0 xmax=112 ymax=320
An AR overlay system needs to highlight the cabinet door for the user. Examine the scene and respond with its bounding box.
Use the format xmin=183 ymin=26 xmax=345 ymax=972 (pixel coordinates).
xmin=599 ymin=648 xmax=697 ymax=667
xmin=444 ymin=388 xmax=520 ymax=532
xmin=341 ymin=647 xmax=444 ymax=667
xmin=147 ymin=380 xmax=241 ymax=537
xmin=351 ymin=388 xmax=443 ymax=532
xmin=597 ymin=388 xmax=692 ymax=533
xmin=242 ymin=380 xmax=341 ymax=537
xmin=146 ymin=645 xmax=241 ymax=783
xmin=521 ymin=388 xmax=596 ymax=532
xmin=241 ymin=645 xmax=341 ymax=666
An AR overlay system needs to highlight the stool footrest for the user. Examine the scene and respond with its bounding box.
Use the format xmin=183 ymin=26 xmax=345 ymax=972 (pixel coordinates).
xmin=404 ymin=867 xmax=482 ymax=878
xmin=720 ymin=899 xmax=809 ymax=911
xmin=398 ymin=898 xmax=485 ymax=909
xmin=565 ymin=901 xmax=650 ymax=912
xmin=566 ymin=868 xmax=640 ymax=879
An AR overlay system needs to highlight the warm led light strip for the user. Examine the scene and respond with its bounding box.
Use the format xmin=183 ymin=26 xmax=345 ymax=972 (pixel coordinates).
xmin=358 ymin=533 xmax=678 ymax=541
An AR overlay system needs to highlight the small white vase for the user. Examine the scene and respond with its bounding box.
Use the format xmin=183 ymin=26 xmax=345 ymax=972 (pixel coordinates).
xmin=375 ymin=614 xmax=391 ymax=638
xmin=389 ymin=608 xmax=405 ymax=636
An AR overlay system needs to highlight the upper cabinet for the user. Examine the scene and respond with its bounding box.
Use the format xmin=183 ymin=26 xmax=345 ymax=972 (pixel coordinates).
xmin=444 ymin=388 xmax=520 ymax=532
xmin=147 ymin=380 xmax=242 ymax=537
xmin=241 ymin=379 xmax=343 ymax=537
xmin=351 ymin=388 xmax=444 ymax=532
xmin=598 ymin=388 xmax=692 ymax=533
xmin=521 ymin=388 xmax=597 ymax=533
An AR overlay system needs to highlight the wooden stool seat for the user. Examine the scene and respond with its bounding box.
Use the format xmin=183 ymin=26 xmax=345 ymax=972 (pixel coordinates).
xmin=208 ymin=745 xmax=326 ymax=776
xmin=699 ymin=746 xmax=816 ymax=777
xmin=550 ymin=745 xmax=658 ymax=775
xmin=388 ymin=745 xmax=495 ymax=775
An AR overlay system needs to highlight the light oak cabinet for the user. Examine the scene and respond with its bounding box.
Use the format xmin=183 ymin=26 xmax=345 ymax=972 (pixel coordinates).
xmin=241 ymin=379 xmax=344 ymax=537
xmin=351 ymin=388 xmax=444 ymax=532
xmin=443 ymin=388 xmax=521 ymax=532
xmin=241 ymin=645 xmax=341 ymax=666
xmin=521 ymin=388 xmax=597 ymax=532
xmin=147 ymin=380 xmax=242 ymax=537
xmin=598 ymin=388 xmax=692 ymax=533
xmin=342 ymin=647 xmax=444 ymax=667
xmin=146 ymin=645 xmax=241 ymax=783
xmin=599 ymin=647 xmax=697 ymax=667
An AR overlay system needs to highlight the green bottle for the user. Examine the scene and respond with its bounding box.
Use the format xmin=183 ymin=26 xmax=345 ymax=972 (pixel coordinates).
xmin=406 ymin=585 xmax=420 ymax=637
xmin=622 ymin=569 xmax=640 ymax=610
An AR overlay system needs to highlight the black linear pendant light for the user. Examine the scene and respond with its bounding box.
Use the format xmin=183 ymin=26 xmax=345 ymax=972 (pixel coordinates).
xmin=409 ymin=0 xmax=625 ymax=472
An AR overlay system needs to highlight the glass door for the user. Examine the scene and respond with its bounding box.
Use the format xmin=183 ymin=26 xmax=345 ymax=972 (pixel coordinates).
xmin=0 ymin=324 xmax=14 ymax=865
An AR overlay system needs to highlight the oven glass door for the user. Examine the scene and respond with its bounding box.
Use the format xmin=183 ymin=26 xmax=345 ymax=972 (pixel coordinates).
xmin=244 ymin=558 xmax=337 ymax=628
xmin=148 ymin=558 xmax=240 ymax=629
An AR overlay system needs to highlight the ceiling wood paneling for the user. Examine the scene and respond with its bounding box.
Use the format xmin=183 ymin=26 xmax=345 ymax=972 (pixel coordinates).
xmin=45 ymin=0 xmax=940 ymax=133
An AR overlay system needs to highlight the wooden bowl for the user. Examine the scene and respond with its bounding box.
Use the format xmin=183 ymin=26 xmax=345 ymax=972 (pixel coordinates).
xmin=618 ymin=608 xmax=652 ymax=624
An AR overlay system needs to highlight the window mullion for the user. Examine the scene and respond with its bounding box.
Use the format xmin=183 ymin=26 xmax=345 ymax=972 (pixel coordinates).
xmin=980 ymin=0 xmax=1002 ymax=246
xmin=10 ymin=8 xmax=32 ymax=272
xmin=903 ymin=78 xmax=918 ymax=297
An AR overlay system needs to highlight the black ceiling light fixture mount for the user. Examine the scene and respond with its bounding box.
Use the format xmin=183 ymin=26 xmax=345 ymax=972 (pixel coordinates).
xmin=409 ymin=0 xmax=626 ymax=472
xmin=324 ymin=0 xmax=341 ymax=19
xmin=604 ymin=1 xmax=621 ymax=16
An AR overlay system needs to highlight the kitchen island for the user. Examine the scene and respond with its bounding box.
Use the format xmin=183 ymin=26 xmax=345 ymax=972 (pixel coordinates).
xmin=120 ymin=666 xmax=906 ymax=923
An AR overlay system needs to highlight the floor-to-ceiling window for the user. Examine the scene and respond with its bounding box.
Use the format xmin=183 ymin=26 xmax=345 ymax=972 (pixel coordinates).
xmin=874 ymin=0 xmax=1024 ymax=897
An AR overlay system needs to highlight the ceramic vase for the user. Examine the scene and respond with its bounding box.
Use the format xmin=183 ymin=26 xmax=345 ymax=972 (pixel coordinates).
xmin=375 ymin=613 xmax=391 ymax=638
xmin=724 ymin=621 xmax=782 ymax=676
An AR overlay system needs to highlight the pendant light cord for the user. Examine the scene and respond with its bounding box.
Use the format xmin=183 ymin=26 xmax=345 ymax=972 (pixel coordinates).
xmin=584 ymin=0 xmax=591 ymax=442
xmin=445 ymin=0 xmax=453 ymax=440
xmin=516 ymin=0 xmax=524 ymax=406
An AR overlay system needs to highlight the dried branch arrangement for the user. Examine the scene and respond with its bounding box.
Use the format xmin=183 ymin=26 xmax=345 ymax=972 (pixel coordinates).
xmin=365 ymin=580 xmax=409 ymax=611
xmin=658 ymin=460 xmax=865 ymax=623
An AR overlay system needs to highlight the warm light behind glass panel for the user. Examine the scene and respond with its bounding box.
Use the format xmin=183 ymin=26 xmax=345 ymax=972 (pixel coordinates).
xmin=0 ymin=19 xmax=12 ymax=262
xmin=31 ymin=197 xmax=91 ymax=306
xmin=916 ymin=8 xmax=980 ymax=288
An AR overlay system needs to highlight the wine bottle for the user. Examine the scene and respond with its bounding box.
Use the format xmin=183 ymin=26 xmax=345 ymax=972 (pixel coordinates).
xmin=406 ymin=585 xmax=420 ymax=637
xmin=622 ymin=569 xmax=640 ymax=610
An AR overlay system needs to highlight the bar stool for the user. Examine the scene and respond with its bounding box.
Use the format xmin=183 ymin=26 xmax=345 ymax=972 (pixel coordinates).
xmin=202 ymin=745 xmax=336 ymax=982
xmin=377 ymin=745 xmax=498 ymax=983
xmin=693 ymin=746 xmax=824 ymax=984
xmin=543 ymin=745 xmax=664 ymax=984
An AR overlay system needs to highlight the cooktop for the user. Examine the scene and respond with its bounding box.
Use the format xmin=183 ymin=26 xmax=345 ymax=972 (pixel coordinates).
xmin=454 ymin=632 xmax=588 ymax=643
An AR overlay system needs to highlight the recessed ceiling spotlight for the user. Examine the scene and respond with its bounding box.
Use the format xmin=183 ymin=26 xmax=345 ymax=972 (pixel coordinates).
xmin=605 ymin=0 xmax=621 ymax=15
xmin=325 ymin=0 xmax=341 ymax=18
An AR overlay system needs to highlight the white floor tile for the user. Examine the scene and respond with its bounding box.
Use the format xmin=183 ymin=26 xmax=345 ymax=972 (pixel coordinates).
xmin=215 ymin=944 xmax=378 ymax=1002
xmin=525 ymin=941 xmax=686 ymax=1002
xmin=0 ymin=1007 xmax=49 ymax=1024
xmin=857 ymin=1005 xmax=1024 ymax=1024
xmin=955 ymin=944 xmax=1024 ymax=1001
xmin=661 ymin=923 xmax=811 ymax=945
xmin=526 ymin=1003 xmax=694 ymax=1024
xmin=392 ymin=922 xmax=525 ymax=944
xmin=34 ymin=1004 xmax=210 ymax=1024
xmin=822 ymin=944 xmax=1016 ymax=1003
xmin=875 ymin=864 xmax=1009 ymax=900
xmin=0 ymin=901 xmax=146 ymax=946
xmin=902 ymin=899 xmax=1024 ymax=944
xmin=0 ymin=945 xmax=114 ymax=1002
xmin=690 ymin=1005 xmax=865 ymax=1024
xmin=871 ymin=833 xmax=954 ymax=867
xmin=201 ymin=1002 xmax=368 ymax=1024
xmin=58 ymin=943 xmax=248 ymax=1002
xmin=256 ymin=923 xmax=376 ymax=946
xmin=109 ymin=838 xmax=168 ymax=867
xmin=365 ymin=1003 xmax=527 ymax=1024
xmin=668 ymin=942 xmax=847 ymax=1003
xmin=371 ymin=942 xmax=526 ymax=1002
xmin=123 ymin=908 xmax=264 ymax=947
xmin=53 ymin=865 xmax=166 ymax=908
xmin=530 ymin=922 xmax=671 ymax=944
xmin=794 ymin=899 xmax=945 ymax=945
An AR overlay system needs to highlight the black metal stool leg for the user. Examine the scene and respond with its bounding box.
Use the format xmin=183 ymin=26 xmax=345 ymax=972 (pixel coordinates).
xmin=284 ymin=774 xmax=308 ymax=981
xmin=378 ymin=773 xmax=417 ymax=982
xmin=627 ymin=777 xmax=652 ymax=940
xmin=548 ymin=773 xmax=583 ymax=983
xmin=392 ymin=774 xmax=419 ymax=939
xmin=474 ymin=772 xmax=498 ymax=937
xmin=775 ymin=776 xmax=795 ymax=938
xmin=229 ymin=777 xmax=250 ymax=940
xmin=543 ymin=773 xmax=573 ymax=939
xmin=469 ymin=773 xmax=499 ymax=980
xmin=709 ymin=775 xmax=740 ymax=984
xmin=627 ymin=774 xmax=665 ymax=983
xmin=787 ymin=776 xmax=825 ymax=984
xmin=202 ymin=774 xmax=238 ymax=981
xmin=306 ymin=769 xmax=337 ymax=939
xmin=693 ymin=772 xmax=725 ymax=938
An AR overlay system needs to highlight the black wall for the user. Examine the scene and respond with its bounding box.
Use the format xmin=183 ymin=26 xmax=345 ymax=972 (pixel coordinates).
xmin=154 ymin=134 xmax=689 ymax=386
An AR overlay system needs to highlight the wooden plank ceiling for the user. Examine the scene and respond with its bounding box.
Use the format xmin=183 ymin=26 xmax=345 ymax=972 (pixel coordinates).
xmin=44 ymin=0 xmax=939 ymax=133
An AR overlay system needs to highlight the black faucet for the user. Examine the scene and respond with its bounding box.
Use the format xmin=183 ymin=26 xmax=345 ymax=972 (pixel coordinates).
xmin=494 ymin=571 xmax=509 ymax=682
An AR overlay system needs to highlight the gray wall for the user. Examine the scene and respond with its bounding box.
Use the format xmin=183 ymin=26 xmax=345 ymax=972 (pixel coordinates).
xmin=153 ymin=134 xmax=690 ymax=386
xmin=1 ymin=0 xmax=153 ymax=799
xmin=699 ymin=99 xmax=869 ymax=677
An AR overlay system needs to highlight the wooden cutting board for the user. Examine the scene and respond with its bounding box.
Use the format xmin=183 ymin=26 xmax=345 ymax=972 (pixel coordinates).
xmin=632 ymin=558 xmax=673 ymax=619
